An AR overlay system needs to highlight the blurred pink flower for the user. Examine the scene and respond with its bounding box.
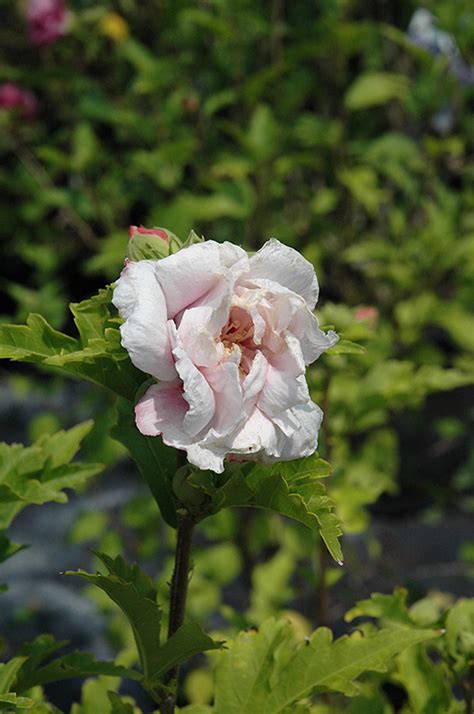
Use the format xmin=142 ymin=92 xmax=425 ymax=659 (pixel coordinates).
xmin=0 ymin=83 xmax=38 ymax=118
xmin=355 ymin=306 xmax=379 ymax=327
xmin=27 ymin=0 xmax=70 ymax=47
xmin=113 ymin=238 xmax=338 ymax=473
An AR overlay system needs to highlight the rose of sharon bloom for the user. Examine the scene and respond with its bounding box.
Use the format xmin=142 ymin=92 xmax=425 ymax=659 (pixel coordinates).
xmin=113 ymin=239 xmax=338 ymax=473
xmin=27 ymin=0 xmax=70 ymax=47
xmin=0 ymin=83 xmax=38 ymax=118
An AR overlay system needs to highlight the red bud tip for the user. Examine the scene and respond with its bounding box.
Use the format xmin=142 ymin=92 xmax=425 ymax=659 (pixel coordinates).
xmin=128 ymin=225 xmax=169 ymax=242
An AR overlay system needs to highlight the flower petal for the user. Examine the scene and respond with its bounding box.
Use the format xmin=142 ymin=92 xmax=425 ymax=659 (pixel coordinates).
xmin=169 ymin=323 xmax=216 ymax=437
xmin=155 ymin=241 xmax=248 ymax=318
xmin=135 ymin=381 xmax=188 ymax=438
xmin=229 ymin=407 xmax=279 ymax=459
xmin=289 ymin=307 xmax=339 ymax=363
xmin=247 ymin=238 xmax=319 ymax=309
xmin=272 ymin=401 xmax=323 ymax=461
xmin=112 ymin=260 xmax=176 ymax=380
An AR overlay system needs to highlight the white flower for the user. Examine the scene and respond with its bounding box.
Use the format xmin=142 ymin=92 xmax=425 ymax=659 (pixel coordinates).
xmin=113 ymin=238 xmax=338 ymax=473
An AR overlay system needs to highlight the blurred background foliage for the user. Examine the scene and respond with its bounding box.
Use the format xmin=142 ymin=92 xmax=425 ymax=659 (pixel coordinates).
xmin=1 ymin=0 xmax=474 ymax=711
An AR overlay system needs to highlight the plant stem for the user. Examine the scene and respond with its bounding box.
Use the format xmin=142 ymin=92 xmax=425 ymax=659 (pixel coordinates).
xmin=160 ymin=454 xmax=195 ymax=714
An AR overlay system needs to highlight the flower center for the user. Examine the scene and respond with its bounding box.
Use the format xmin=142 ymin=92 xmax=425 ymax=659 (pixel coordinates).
xmin=220 ymin=307 xmax=256 ymax=375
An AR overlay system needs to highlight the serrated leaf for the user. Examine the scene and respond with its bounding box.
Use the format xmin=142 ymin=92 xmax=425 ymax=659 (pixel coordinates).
xmin=67 ymin=553 xmax=222 ymax=690
xmin=0 ymin=292 xmax=144 ymax=401
xmin=147 ymin=622 xmax=224 ymax=687
xmin=345 ymin=589 xmax=414 ymax=627
xmin=244 ymin=460 xmax=342 ymax=563
xmin=213 ymin=618 xmax=440 ymax=714
xmin=111 ymin=399 xmax=177 ymax=528
xmin=0 ymin=423 xmax=102 ymax=530
xmin=15 ymin=635 xmax=138 ymax=693
xmin=67 ymin=552 xmax=161 ymax=686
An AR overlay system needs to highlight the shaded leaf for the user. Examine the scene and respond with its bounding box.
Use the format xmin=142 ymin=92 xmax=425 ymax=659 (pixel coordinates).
xmin=67 ymin=552 xmax=161 ymax=686
xmin=111 ymin=399 xmax=177 ymax=528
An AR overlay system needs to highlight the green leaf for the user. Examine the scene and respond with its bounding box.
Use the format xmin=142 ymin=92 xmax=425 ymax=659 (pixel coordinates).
xmin=0 ymin=693 xmax=34 ymax=710
xmin=67 ymin=552 xmax=161 ymax=686
xmin=345 ymin=589 xmax=414 ymax=627
xmin=0 ymin=533 xmax=26 ymax=565
xmin=111 ymin=399 xmax=177 ymax=528
xmin=344 ymin=72 xmax=410 ymax=110
xmin=327 ymin=339 xmax=366 ymax=356
xmin=394 ymin=644 xmax=452 ymax=714
xmin=0 ymin=658 xmax=28 ymax=695
xmin=15 ymin=635 xmax=138 ymax=693
xmin=68 ymin=553 xmax=222 ymax=690
xmin=0 ymin=290 xmax=144 ymax=401
xmin=0 ymin=422 xmax=102 ymax=530
xmin=107 ymin=692 xmax=135 ymax=714
xmin=147 ymin=622 xmax=224 ymax=687
xmin=245 ymin=456 xmax=342 ymax=563
xmin=193 ymin=456 xmax=342 ymax=562
xmin=445 ymin=599 xmax=474 ymax=665
xmin=213 ymin=618 xmax=440 ymax=714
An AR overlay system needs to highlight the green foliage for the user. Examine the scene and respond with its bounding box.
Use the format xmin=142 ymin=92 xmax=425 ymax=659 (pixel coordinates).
xmin=111 ymin=399 xmax=177 ymax=528
xmin=0 ymin=421 xmax=102 ymax=530
xmin=0 ymin=290 xmax=144 ymax=400
xmin=67 ymin=552 xmax=222 ymax=693
xmin=177 ymin=455 xmax=343 ymax=563
xmin=212 ymin=618 xmax=439 ymax=713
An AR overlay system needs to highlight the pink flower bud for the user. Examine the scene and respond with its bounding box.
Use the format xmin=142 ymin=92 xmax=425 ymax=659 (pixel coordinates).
xmin=27 ymin=0 xmax=70 ymax=47
xmin=129 ymin=225 xmax=170 ymax=243
xmin=0 ymin=83 xmax=38 ymax=119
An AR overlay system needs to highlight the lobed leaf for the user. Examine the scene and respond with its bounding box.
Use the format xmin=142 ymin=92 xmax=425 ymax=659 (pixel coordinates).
xmin=0 ymin=422 xmax=102 ymax=530
xmin=0 ymin=290 xmax=144 ymax=401
xmin=213 ymin=618 xmax=441 ymax=714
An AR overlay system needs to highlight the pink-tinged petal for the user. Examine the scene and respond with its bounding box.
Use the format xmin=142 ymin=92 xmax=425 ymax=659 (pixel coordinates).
xmin=135 ymin=382 xmax=187 ymax=438
xmin=169 ymin=323 xmax=216 ymax=437
xmin=112 ymin=260 xmax=176 ymax=380
xmin=247 ymin=238 xmax=319 ymax=309
xmin=201 ymin=360 xmax=243 ymax=437
xmin=289 ymin=307 xmax=339 ymax=363
xmin=229 ymin=407 xmax=279 ymax=459
xmin=155 ymin=241 xmax=248 ymax=318
xmin=177 ymin=306 xmax=221 ymax=368
xmin=272 ymin=401 xmax=323 ymax=461
xmin=242 ymin=350 xmax=268 ymax=406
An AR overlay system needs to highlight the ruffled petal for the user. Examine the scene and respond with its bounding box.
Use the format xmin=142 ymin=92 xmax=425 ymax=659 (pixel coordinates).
xmin=135 ymin=381 xmax=188 ymax=439
xmin=155 ymin=241 xmax=248 ymax=318
xmin=112 ymin=260 xmax=176 ymax=380
xmin=201 ymin=359 xmax=244 ymax=437
xmin=289 ymin=307 xmax=339 ymax=363
xmin=169 ymin=323 xmax=216 ymax=438
xmin=228 ymin=407 xmax=279 ymax=459
xmin=272 ymin=401 xmax=323 ymax=461
xmin=247 ymin=238 xmax=319 ymax=309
